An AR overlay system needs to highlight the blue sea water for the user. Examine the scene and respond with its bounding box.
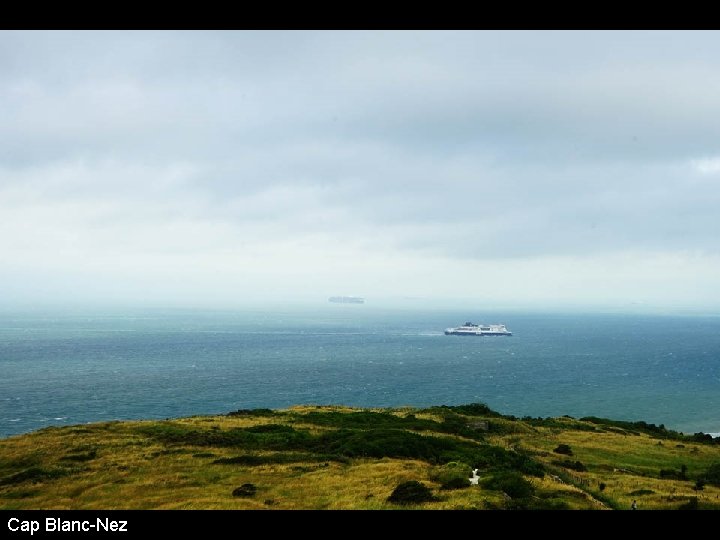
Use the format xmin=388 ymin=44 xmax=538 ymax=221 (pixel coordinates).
xmin=1 ymin=308 xmax=719 ymax=438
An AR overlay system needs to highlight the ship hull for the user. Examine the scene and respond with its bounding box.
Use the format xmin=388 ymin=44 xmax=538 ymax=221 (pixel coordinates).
xmin=444 ymin=331 xmax=512 ymax=336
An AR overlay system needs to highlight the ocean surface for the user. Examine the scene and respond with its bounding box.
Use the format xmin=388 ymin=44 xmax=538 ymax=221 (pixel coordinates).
xmin=1 ymin=308 xmax=719 ymax=438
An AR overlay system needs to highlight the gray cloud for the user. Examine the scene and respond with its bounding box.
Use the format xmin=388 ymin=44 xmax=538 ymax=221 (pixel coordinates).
xmin=2 ymin=30 xmax=720 ymax=308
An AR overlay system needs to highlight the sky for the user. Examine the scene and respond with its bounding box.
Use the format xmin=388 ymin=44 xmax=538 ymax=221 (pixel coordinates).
xmin=1 ymin=30 xmax=720 ymax=311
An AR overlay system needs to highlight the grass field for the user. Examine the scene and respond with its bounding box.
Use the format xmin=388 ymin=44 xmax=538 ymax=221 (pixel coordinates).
xmin=1 ymin=404 xmax=719 ymax=510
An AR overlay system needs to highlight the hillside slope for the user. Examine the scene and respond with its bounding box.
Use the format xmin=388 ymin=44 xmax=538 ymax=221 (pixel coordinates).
xmin=1 ymin=404 xmax=719 ymax=510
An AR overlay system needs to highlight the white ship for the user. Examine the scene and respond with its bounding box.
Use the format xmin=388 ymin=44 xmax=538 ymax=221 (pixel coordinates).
xmin=444 ymin=322 xmax=512 ymax=336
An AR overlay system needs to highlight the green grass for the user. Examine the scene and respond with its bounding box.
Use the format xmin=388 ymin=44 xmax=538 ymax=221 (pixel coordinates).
xmin=1 ymin=403 xmax=719 ymax=510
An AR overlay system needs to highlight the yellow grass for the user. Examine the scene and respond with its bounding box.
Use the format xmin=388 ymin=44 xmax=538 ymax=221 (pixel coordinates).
xmin=1 ymin=406 xmax=719 ymax=510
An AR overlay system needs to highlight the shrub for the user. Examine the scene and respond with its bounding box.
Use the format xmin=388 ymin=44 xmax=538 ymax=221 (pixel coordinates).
xmin=659 ymin=465 xmax=687 ymax=480
xmin=387 ymin=481 xmax=437 ymax=505
xmin=579 ymin=417 xmax=687 ymax=439
xmin=703 ymin=463 xmax=720 ymax=486
xmin=440 ymin=402 xmax=503 ymax=417
xmin=227 ymin=409 xmax=275 ymax=417
xmin=551 ymin=460 xmax=587 ymax=472
xmin=482 ymin=472 xmax=534 ymax=499
xmin=310 ymin=428 xmax=524 ymax=470
xmin=553 ymin=444 xmax=573 ymax=456
xmin=232 ymin=483 xmax=257 ymax=497
xmin=1 ymin=489 xmax=39 ymax=500
xmin=60 ymin=449 xmax=97 ymax=462
xmin=694 ymin=479 xmax=705 ymax=491
xmin=296 ymin=410 xmax=441 ymax=432
xmin=599 ymin=482 xmax=606 ymax=492
xmin=138 ymin=423 xmax=311 ymax=449
xmin=140 ymin=417 xmax=544 ymax=474
xmin=432 ymin=461 xmax=472 ymax=489
xmin=691 ymin=433 xmax=714 ymax=443
xmin=441 ymin=476 xmax=471 ymax=490
xmin=244 ymin=424 xmax=297 ymax=434
xmin=0 ymin=467 xmax=68 ymax=487
xmin=439 ymin=414 xmax=486 ymax=440
xmin=312 ymin=428 xmax=450 ymax=462
xmin=471 ymin=445 xmax=545 ymax=478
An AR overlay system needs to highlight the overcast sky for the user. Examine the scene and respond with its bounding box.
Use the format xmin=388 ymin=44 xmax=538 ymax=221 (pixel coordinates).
xmin=2 ymin=30 xmax=720 ymax=311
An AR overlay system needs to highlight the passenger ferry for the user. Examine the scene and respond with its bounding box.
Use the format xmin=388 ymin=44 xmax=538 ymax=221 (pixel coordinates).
xmin=444 ymin=322 xmax=512 ymax=336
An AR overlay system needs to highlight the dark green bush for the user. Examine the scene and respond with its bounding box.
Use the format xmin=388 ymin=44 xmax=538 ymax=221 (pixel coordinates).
xmin=441 ymin=476 xmax=471 ymax=490
xmin=439 ymin=414 xmax=486 ymax=440
xmin=296 ymin=410 xmax=483 ymax=441
xmin=551 ymin=460 xmax=587 ymax=472
xmin=243 ymin=424 xmax=296 ymax=434
xmin=482 ymin=471 xmax=534 ymax=499
xmin=139 ymin=417 xmax=543 ymax=475
xmin=387 ymin=481 xmax=437 ymax=505
xmin=232 ymin=483 xmax=257 ymax=497
xmin=296 ymin=411 xmax=441 ymax=431
xmin=311 ymin=428 xmax=447 ymax=461
xmin=553 ymin=444 xmax=573 ymax=456
xmin=691 ymin=433 xmax=714 ymax=443
xmin=432 ymin=461 xmax=472 ymax=489
xmin=440 ymin=402 xmax=503 ymax=418
xmin=472 ymin=445 xmax=545 ymax=477
xmin=659 ymin=465 xmax=687 ymax=480
xmin=311 ymin=428 xmax=543 ymax=474
xmin=60 ymin=449 xmax=97 ymax=462
xmin=0 ymin=467 xmax=68 ymax=486
xmin=227 ymin=409 xmax=276 ymax=417
xmin=580 ymin=417 xmax=676 ymax=438
xmin=1 ymin=489 xmax=39 ymax=499
xmin=137 ymin=423 xmax=311 ymax=449
xmin=703 ymin=463 xmax=720 ymax=486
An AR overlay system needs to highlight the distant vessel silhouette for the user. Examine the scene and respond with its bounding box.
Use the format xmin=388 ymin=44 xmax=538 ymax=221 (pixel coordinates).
xmin=328 ymin=296 xmax=365 ymax=304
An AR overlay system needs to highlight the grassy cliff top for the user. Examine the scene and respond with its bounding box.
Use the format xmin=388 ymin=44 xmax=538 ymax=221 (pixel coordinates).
xmin=1 ymin=403 xmax=719 ymax=510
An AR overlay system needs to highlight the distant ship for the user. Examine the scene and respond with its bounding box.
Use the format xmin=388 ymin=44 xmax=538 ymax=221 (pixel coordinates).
xmin=444 ymin=322 xmax=512 ymax=336
xmin=328 ymin=296 xmax=365 ymax=304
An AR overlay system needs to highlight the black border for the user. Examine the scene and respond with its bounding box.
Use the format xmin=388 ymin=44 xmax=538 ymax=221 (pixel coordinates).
xmin=1 ymin=508 xmax=714 ymax=537
xmin=3 ymin=5 xmax=715 ymax=30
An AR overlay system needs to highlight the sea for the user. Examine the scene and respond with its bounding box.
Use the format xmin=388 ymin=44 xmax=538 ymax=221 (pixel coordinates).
xmin=1 ymin=307 xmax=719 ymax=438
